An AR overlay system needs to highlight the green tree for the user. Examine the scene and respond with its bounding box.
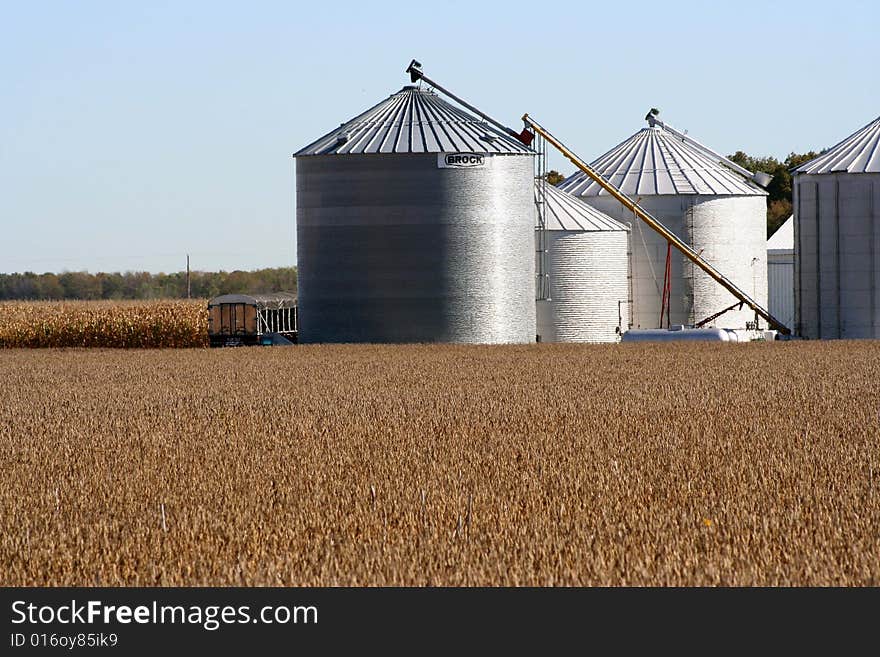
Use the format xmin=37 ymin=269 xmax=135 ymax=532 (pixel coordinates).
xmin=37 ymin=273 xmax=64 ymax=299
xmin=545 ymin=170 xmax=565 ymax=186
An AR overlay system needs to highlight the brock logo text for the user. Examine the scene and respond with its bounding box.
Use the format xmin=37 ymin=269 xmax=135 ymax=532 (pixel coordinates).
xmin=444 ymin=154 xmax=484 ymax=167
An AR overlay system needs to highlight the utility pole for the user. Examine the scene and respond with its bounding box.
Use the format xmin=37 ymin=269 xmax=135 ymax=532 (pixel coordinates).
xmin=186 ymin=254 xmax=191 ymax=299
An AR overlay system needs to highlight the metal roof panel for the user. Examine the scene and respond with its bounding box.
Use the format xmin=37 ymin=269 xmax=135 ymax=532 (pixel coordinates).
xmin=560 ymin=125 xmax=766 ymax=197
xmin=295 ymin=86 xmax=534 ymax=156
xmin=538 ymin=182 xmax=629 ymax=232
xmin=794 ymin=115 xmax=880 ymax=174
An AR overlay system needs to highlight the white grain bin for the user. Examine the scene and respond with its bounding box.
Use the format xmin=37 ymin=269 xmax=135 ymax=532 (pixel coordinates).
xmin=767 ymin=215 xmax=794 ymax=332
xmin=536 ymin=182 xmax=630 ymax=342
xmin=793 ymin=114 xmax=880 ymax=338
xmin=560 ymin=116 xmax=769 ymax=330
xmin=293 ymin=86 xmax=536 ymax=344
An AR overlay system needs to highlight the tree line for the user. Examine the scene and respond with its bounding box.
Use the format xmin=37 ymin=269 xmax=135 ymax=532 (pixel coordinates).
xmin=0 ymin=267 xmax=297 ymax=301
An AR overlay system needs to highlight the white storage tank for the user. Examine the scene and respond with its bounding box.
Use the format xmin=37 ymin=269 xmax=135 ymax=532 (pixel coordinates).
xmin=767 ymin=215 xmax=794 ymax=332
xmin=793 ymin=114 xmax=880 ymax=339
xmin=293 ymin=86 xmax=537 ymax=344
xmin=536 ymin=182 xmax=630 ymax=342
xmin=560 ymin=115 xmax=769 ymax=330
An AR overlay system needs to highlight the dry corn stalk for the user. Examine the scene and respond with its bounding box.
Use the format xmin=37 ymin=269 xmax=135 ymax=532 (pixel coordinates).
xmin=0 ymin=300 xmax=208 ymax=348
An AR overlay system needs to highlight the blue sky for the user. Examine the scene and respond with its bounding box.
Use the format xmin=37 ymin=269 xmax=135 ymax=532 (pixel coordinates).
xmin=1 ymin=0 xmax=877 ymax=274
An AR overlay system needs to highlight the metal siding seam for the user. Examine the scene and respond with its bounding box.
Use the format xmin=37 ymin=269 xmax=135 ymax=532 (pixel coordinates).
xmin=431 ymin=102 xmax=467 ymax=152
xmin=405 ymin=97 xmax=415 ymax=153
xmin=816 ymin=182 xmax=822 ymax=340
xmin=675 ymin=143 xmax=700 ymax=194
xmin=604 ymin=142 xmax=629 ymax=192
xmin=835 ymin=178 xmax=841 ymax=337
xmin=872 ymin=180 xmax=877 ymax=337
xmin=395 ymin=95 xmax=409 ymax=153
xmin=795 ymin=182 xmax=802 ymax=336
xmin=867 ymin=132 xmax=880 ymax=171
xmin=653 ymin=135 xmax=670 ymax=194
xmin=686 ymin=200 xmax=695 ymax=325
xmin=425 ymin=99 xmax=460 ymax=150
xmin=413 ymin=96 xmax=431 ymax=152
xmin=639 ymin=133 xmax=652 ymax=196
xmin=434 ymin=98 xmax=490 ymax=151
xmin=365 ymin=95 xmax=403 ymax=152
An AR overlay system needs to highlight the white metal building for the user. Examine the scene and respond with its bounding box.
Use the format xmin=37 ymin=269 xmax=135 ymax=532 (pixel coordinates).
xmin=560 ymin=116 xmax=769 ymax=330
xmin=536 ymin=183 xmax=630 ymax=342
xmin=767 ymin=216 xmax=794 ymax=332
xmin=793 ymin=114 xmax=880 ymax=338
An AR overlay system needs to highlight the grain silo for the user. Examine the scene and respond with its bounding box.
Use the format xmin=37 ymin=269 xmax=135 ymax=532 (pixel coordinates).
xmin=536 ymin=182 xmax=630 ymax=342
xmin=293 ymin=86 xmax=536 ymax=344
xmin=559 ymin=115 xmax=769 ymax=330
xmin=767 ymin=215 xmax=794 ymax=332
xmin=793 ymin=115 xmax=880 ymax=339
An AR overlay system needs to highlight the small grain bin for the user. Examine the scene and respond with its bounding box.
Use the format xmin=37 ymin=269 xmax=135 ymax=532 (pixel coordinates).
xmin=793 ymin=115 xmax=880 ymax=339
xmin=767 ymin=215 xmax=794 ymax=332
xmin=293 ymin=86 xmax=536 ymax=344
xmin=536 ymin=183 xmax=630 ymax=342
xmin=560 ymin=117 xmax=768 ymax=330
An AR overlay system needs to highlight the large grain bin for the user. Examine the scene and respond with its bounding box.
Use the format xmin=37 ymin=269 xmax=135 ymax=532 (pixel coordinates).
xmin=793 ymin=115 xmax=880 ymax=339
xmin=536 ymin=183 xmax=630 ymax=342
xmin=767 ymin=215 xmax=794 ymax=332
xmin=293 ymin=86 xmax=536 ymax=344
xmin=560 ymin=117 xmax=768 ymax=330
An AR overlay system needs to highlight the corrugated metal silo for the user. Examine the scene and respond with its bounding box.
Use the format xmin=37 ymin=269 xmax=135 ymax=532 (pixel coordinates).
xmin=793 ymin=115 xmax=880 ymax=339
xmin=767 ymin=215 xmax=794 ymax=332
xmin=293 ymin=86 xmax=536 ymax=344
xmin=536 ymin=183 xmax=630 ymax=342
xmin=560 ymin=118 xmax=768 ymax=330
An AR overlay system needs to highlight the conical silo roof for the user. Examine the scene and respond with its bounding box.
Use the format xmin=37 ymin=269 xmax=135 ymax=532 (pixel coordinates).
xmin=559 ymin=124 xmax=765 ymax=197
xmin=793 ymin=115 xmax=880 ymax=174
xmin=537 ymin=182 xmax=629 ymax=231
xmin=295 ymin=86 xmax=534 ymax=156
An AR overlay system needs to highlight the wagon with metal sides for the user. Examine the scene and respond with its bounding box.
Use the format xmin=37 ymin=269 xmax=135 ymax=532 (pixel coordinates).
xmin=207 ymin=293 xmax=297 ymax=347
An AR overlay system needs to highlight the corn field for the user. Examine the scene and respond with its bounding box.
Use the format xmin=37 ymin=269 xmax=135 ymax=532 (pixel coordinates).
xmin=1 ymin=342 xmax=879 ymax=586
xmin=0 ymin=300 xmax=208 ymax=348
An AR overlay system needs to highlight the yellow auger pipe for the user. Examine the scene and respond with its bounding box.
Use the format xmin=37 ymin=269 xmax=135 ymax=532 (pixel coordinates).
xmin=522 ymin=114 xmax=791 ymax=335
